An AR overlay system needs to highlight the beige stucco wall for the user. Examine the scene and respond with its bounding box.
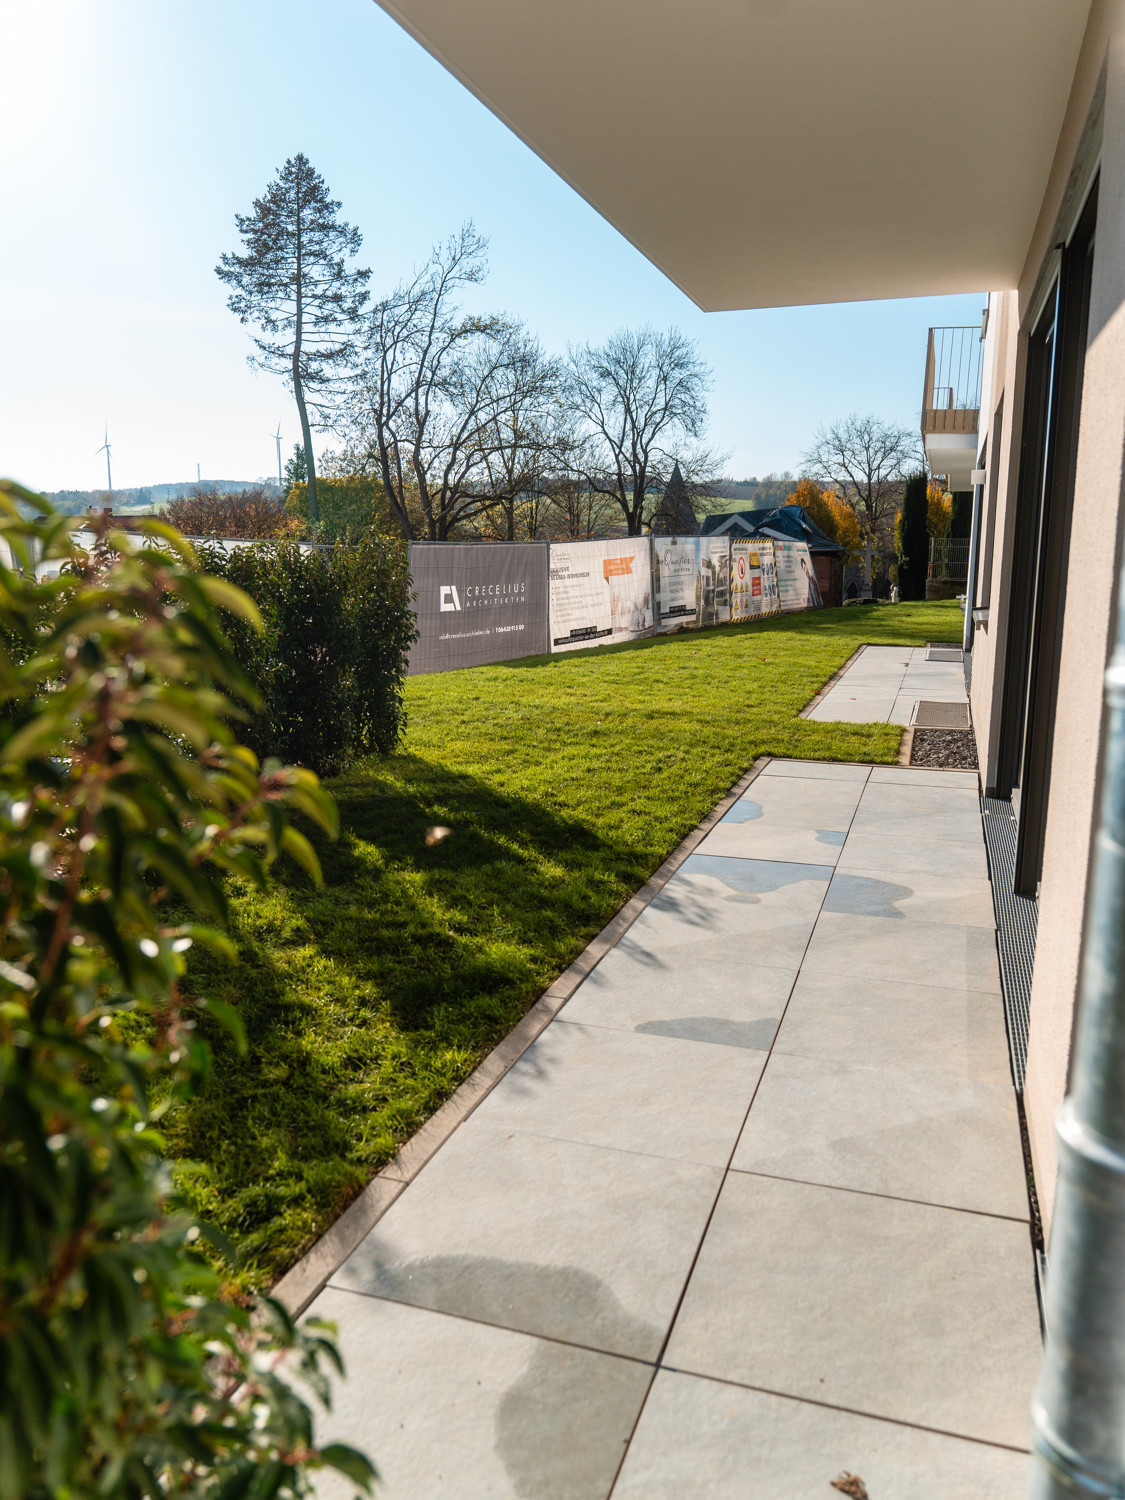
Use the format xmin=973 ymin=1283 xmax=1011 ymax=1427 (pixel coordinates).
xmin=1025 ymin=10 xmax=1125 ymax=1228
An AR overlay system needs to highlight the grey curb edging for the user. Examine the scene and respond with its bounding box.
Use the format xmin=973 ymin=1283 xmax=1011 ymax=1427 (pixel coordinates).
xmin=271 ymin=753 xmax=773 ymax=1317
xmin=898 ymin=726 xmax=916 ymax=765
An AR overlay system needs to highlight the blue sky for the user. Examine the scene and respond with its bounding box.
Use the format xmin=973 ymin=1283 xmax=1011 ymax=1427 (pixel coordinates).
xmin=1 ymin=0 xmax=985 ymax=493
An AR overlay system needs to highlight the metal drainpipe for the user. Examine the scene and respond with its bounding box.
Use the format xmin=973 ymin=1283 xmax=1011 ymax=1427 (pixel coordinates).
xmin=1029 ymin=549 xmax=1125 ymax=1497
xmin=962 ymin=474 xmax=984 ymax=654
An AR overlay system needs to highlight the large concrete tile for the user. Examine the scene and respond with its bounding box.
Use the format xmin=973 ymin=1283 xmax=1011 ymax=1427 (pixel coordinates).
xmin=824 ymin=866 xmax=996 ymax=927
xmin=806 ymin=695 xmax=895 ymax=723
xmin=730 ymin=1050 xmax=1028 ymax=1217
xmin=868 ymin=765 xmax=979 ymax=789
xmin=332 ymin=1122 xmax=721 ymax=1360
xmin=700 ymin=782 xmax=862 ymax=863
xmin=848 ymin=786 xmax=984 ymax=845
xmin=772 ymin=969 xmax=1011 ymax=1084
xmin=620 ymin=857 xmax=831 ymax=968
xmin=612 ymin=1371 xmax=1029 ymax=1499
xmin=470 ymin=1019 xmax=767 ymax=1168
xmin=310 ymin=1289 xmax=651 ymax=1500
xmin=664 ymin=1173 xmax=1041 ymax=1447
xmin=889 ymin=697 xmax=918 ymax=725
xmin=801 ymin=910 xmax=1001 ymax=992
xmin=759 ymin=759 xmax=871 ymax=783
xmin=561 ymin=942 xmax=796 ymax=1052
xmin=836 ymin=829 xmax=989 ymax=879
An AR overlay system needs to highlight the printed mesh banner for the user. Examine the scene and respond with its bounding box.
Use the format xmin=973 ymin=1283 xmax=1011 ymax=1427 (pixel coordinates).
xmin=772 ymin=538 xmax=822 ymax=613
xmin=730 ymin=538 xmax=780 ymax=621
xmin=653 ymin=536 xmax=700 ymax=633
xmin=697 ymin=536 xmax=732 ymax=627
xmin=549 ymin=538 xmax=653 ymax=651
xmin=407 ymin=542 xmax=549 ymax=674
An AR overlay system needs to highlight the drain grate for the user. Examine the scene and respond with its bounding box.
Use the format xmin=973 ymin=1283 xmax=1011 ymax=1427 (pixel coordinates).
xmin=926 ymin=648 xmax=964 ymax=663
xmin=911 ymin=700 xmax=970 ymax=728
xmin=981 ymin=797 xmax=1038 ymax=1089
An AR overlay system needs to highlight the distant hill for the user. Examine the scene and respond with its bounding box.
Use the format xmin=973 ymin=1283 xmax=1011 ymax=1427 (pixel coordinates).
xmin=710 ymin=475 xmax=798 ymax=512
xmin=42 ymin=480 xmax=282 ymax=515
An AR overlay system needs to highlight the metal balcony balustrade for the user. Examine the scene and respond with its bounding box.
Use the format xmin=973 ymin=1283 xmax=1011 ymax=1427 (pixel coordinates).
xmin=922 ymin=326 xmax=983 ymax=437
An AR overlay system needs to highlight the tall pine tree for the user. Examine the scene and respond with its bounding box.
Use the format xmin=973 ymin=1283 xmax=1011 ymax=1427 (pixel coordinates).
xmin=217 ymin=155 xmax=369 ymax=524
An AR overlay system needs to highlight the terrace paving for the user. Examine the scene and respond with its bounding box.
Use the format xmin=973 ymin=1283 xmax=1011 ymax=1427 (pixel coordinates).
xmin=805 ymin=642 xmax=968 ymax=725
xmin=306 ymin=748 xmax=1039 ymax=1497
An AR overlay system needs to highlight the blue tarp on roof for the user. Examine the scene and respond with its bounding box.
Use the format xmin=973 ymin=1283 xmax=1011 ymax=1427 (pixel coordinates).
xmin=699 ymin=504 xmax=845 ymax=554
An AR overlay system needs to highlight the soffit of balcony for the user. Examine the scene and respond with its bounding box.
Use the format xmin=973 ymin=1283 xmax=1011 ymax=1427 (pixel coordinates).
xmin=375 ymin=0 xmax=1092 ymax=311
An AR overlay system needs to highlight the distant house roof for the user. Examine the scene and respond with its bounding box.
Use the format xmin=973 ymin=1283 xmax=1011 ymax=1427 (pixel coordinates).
xmin=699 ymin=504 xmax=845 ymax=555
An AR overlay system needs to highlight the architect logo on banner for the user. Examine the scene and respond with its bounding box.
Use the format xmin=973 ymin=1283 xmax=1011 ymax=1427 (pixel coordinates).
xmin=439 ymin=585 xmax=462 ymax=612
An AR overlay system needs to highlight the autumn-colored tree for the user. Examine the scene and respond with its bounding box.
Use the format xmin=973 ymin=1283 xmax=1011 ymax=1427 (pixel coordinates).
xmin=785 ymin=477 xmax=862 ymax=558
xmin=162 ymin=486 xmax=303 ymax=539
xmin=927 ymin=482 xmax=952 ymax=538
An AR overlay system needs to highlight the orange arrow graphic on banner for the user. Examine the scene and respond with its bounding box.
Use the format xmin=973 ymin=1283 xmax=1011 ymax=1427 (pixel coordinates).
xmin=602 ymin=556 xmax=635 ymax=579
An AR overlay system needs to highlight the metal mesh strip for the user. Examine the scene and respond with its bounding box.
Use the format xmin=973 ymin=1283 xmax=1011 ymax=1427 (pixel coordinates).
xmin=912 ymin=701 xmax=971 ymax=727
xmin=981 ymin=796 xmax=1038 ymax=1090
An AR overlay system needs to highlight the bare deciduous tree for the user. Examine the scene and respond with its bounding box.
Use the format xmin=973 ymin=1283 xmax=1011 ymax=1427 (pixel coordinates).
xmin=217 ymin=154 xmax=369 ymax=526
xmin=347 ymin=226 xmax=558 ymax=541
xmin=565 ymin=326 xmax=724 ymax=535
xmin=802 ymin=414 xmax=923 ymax=537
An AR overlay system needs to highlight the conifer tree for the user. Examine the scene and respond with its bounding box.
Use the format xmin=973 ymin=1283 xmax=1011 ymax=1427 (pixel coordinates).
xmin=217 ymin=155 xmax=369 ymax=524
xmin=898 ymin=470 xmax=930 ymax=600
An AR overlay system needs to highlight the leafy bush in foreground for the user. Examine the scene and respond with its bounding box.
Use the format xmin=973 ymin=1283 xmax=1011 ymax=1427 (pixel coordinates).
xmin=199 ymin=534 xmax=415 ymax=776
xmin=0 ymin=485 xmax=373 ymax=1499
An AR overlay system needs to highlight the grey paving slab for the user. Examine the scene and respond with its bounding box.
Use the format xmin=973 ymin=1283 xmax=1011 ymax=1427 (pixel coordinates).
xmin=663 ymin=1173 xmax=1041 ymax=1447
xmin=889 ymin=697 xmax=918 ymax=725
xmin=309 ymin=1289 xmax=651 ymax=1500
xmin=612 ymin=1371 xmax=1029 ymax=1500
xmin=469 ymin=1018 xmax=767 ymax=1168
xmin=560 ymin=942 xmax=796 ymax=1052
xmin=824 ymin=865 xmax=996 ymax=927
xmin=868 ymin=765 xmax=979 ymax=789
xmin=801 ymin=910 xmax=1001 ymax=993
xmin=730 ymin=1050 xmax=1028 ymax=1217
xmin=331 ymin=1121 xmax=721 ymax=1360
xmin=836 ymin=828 xmax=989 ymax=879
xmin=848 ymin=787 xmax=985 ymax=846
xmin=772 ymin=969 xmax=1011 ymax=1084
xmin=698 ymin=782 xmax=862 ymax=864
xmin=806 ymin=695 xmax=897 ymax=723
xmin=759 ymin=758 xmax=871 ymax=783
xmin=618 ymin=857 xmax=831 ymax=969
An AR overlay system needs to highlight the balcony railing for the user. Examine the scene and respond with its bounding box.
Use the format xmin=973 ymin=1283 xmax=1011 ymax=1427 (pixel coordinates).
xmin=922 ymin=326 xmax=982 ymax=437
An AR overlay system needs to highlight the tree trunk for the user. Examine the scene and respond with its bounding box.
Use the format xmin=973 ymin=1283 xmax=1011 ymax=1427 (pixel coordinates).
xmin=292 ymin=178 xmax=318 ymax=526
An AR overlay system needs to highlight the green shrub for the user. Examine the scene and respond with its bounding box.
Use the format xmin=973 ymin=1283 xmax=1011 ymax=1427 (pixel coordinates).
xmin=0 ymin=484 xmax=374 ymax=1500
xmin=199 ymin=534 xmax=415 ymax=776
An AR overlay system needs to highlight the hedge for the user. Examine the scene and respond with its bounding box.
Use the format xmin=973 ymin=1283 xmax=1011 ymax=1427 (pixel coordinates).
xmin=198 ymin=533 xmax=416 ymax=776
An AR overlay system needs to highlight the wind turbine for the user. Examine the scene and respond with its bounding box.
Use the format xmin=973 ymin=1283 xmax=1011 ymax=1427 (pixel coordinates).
xmin=272 ymin=422 xmax=283 ymax=488
xmin=96 ymin=425 xmax=113 ymax=493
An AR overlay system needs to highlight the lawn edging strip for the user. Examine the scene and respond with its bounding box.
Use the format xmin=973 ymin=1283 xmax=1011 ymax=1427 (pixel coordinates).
xmin=271 ymin=752 xmax=774 ymax=1316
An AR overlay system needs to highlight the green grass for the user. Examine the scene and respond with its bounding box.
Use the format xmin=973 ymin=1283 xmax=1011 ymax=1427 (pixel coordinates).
xmin=167 ymin=599 xmax=963 ymax=1285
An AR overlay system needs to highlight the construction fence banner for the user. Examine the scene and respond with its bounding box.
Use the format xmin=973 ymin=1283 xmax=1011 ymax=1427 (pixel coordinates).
xmin=653 ymin=536 xmax=699 ymax=633
xmin=772 ymin=538 xmax=821 ymax=613
xmin=407 ymin=541 xmax=549 ymax=675
xmin=548 ymin=537 xmax=653 ymax=652
xmin=698 ymin=535 xmax=732 ymax=627
xmin=730 ymin=538 xmax=780 ymax=621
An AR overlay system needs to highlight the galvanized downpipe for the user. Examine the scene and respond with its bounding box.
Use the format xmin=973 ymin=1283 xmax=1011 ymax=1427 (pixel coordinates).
xmin=1030 ymin=549 xmax=1125 ymax=1496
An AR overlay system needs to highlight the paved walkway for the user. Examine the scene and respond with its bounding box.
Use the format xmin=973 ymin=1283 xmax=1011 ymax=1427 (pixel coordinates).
xmin=806 ymin=644 xmax=967 ymax=724
xmin=310 ymin=756 xmax=1040 ymax=1498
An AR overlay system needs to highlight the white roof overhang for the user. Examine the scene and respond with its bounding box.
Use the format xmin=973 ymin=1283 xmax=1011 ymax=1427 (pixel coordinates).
xmin=375 ymin=0 xmax=1092 ymax=311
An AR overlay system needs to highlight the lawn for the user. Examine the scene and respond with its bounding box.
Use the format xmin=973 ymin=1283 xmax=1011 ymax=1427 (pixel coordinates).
xmin=167 ymin=599 xmax=963 ymax=1285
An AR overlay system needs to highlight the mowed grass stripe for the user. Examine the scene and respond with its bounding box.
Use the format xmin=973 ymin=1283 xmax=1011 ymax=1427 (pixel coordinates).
xmin=167 ymin=600 xmax=961 ymax=1285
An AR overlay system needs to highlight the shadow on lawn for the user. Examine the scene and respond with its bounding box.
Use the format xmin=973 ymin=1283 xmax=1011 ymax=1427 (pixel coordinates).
xmin=167 ymin=754 xmax=646 ymax=1277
